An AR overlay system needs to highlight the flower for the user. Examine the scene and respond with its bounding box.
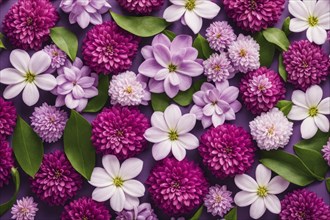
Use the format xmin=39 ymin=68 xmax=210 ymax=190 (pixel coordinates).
xmin=223 ymin=0 xmax=285 ymax=32
xmin=11 ymin=197 xmax=38 ymax=220
xmin=288 ymin=0 xmax=330 ymax=45
xmin=30 ymin=103 xmax=68 ymax=143
xmin=199 ymin=124 xmax=255 ymax=178
xmin=190 ymin=81 xmax=241 ymax=128
xmin=138 ymin=34 xmax=203 ymax=98
xmin=322 ymin=138 xmax=330 ymax=166
xmin=206 ymin=21 xmax=237 ymax=52
xmin=144 ymin=104 xmax=198 ymax=161
xmin=116 ymin=0 xmax=164 ymax=14
xmin=82 ymin=21 xmax=140 ymax=74
xmin=53 ymin=57 xmax=98 ymax=112
xmin=0 ymin=49 xmax=56 ymax=106
xmin=89 ymin=155 xmax=145 ymax=212
xmin=91 ymin=106 xmax=150 ymax=159
xmin=31 ymin=150 xmax=83 ymax=206
xmin=287 ymin=85 xmax=330 ymax=139
xmin=3 ymin=0 xmax=58 ymax=50
xmin=108 ymin=71 xmax=151 ymax=106
xmin=239 ymin=67 xmax=286 ymax=115
xmin=204 ymin=185 xmax=233 ymax=217
xmin=280 ymin=189 xmax=330 ymax=220
xmin=0 ymin=97 xmax=17 ymax=140
xmin=43 ymin=44 xmax=67 ymax=73
xmin=115 ymin=203 xmax=158 ymax=220
xmin=203 ymin=53 xmax=236 ymax=83
xmin=234 ymin=164 xmax=290 ymax=219
xmin=250 ymin=108 xmax=293 ymax=151
xmin=282 ymin=40 xmax=330 ymax=91
xmin=60 ymin=0 xmax=111 ymax=29
xmin=228 ymin=34 xmax=260 ymax=73
xmin=163 ymin=0 xmax=220 ymax=34
xmin=61 ymin=197 xmax=111 ymax=220
xmin=146 ymin=158 xmax=208 ymax=215
xmin=0 ymin=141 xmax=14 ymax=188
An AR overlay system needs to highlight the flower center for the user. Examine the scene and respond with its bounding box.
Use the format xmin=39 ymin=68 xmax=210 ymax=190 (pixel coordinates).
xmin=26 ymin=17 xmax=33 ymax=25
xmin=257 ymin=186 xmax=268 ymax=197
xmin=125 ymin=86 xmax=133 ymax=94
xmin=239 ymin=49 xmax=247 ymax=57
xmin=302 ymin=61 xmax=309 ymax=68
xmin=168 ymin=130 xmax=178 ymax=141
xmin=185 ymin=0 xmax=195 ymax=11
xmin=249 ymin=0 xmax=257 ymax=10
xmin=82 ymin=216 xmax=88 ymax=220
xmin=25 ymin=72 xmax=36 ymax=83
xmin=54 ymin=169 xmax=62 ymax=179
xmin=215 ymin=195 xmax=222 ymax=203
xmin=168 ymin=64 xmax=177 ymax=72
xmin=116 ymin=129 xmax=124 ymax=137
xmin=224 ymin=145 xmax=232 ymax=154
xmin=106 ymin=45 xmax=114 ymax=54
xmin=308 ymin=107 xmax=318 ymax=117
xmin=213 ymin=64 xmax=221 ymax=71
xmin=52 ymin=51 xmax=59 ymax=57
xmin=172 ymin=181 xmax=180 ymax=189
xmin=113 ymin=177 xmax=124 ymax=187
xmin=20 ymin=207 xmax=29 ymax=214
xmin=216 ymin=33 xmax=222 ymax=39
xmin=267 ymin=125 xmax=275 ymax=136
xmin=308 ymin=16 xmax=318 ymax=27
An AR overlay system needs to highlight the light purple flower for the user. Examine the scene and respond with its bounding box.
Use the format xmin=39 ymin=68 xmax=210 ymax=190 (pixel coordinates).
xmin=11 ymin=197 xmax=38 ymax=220
xmin=204 ymin=185 xmax=233 ymax=217
xmin=203 ymin=53 xmax=236 ymax=83
xmin=116 ymin=203 xmax=158 ymax=220
xmin=43 ymin=44 xmax=67 ymax=73
xmin=53 ymin=58 xmax=98 ymax=112
xmin=60 ymin=0 xmax=111 ymax=29
xmin=206 ymin=21 xmax=237 ymax=52
xmin=322 ymin=138 xmax=330 ymax=166
xmin=190 ymin=81 xmax=242 ymax=128
xmin=138 ymin=34 xmax=203 ymax=98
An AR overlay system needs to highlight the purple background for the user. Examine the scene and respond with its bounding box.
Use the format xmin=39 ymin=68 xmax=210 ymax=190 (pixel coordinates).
xmin=0 ymin=0 xmax=329 ymax=219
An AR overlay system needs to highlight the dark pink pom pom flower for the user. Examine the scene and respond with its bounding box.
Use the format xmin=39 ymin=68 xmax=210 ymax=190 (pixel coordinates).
xmin=0 ymin=98 xmax=17 ymax=140
xmin=116 ymin=0 xmax=164 ymax=15
xmin=0 ymin=141 xmax=14 ymax=188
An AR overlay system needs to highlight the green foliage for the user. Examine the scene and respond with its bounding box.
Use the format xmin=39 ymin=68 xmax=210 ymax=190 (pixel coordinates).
xmin=84 ymin=75 xmax=109 ymax=113
xmin=50 ymin=27 xmax=78 ymax=61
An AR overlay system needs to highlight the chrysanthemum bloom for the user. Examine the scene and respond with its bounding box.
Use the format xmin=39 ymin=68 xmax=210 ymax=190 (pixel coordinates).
xmin=223 ymin=0 xmax=285 ymax=32
xmin=283 ymin=40 xmax=330 ymax=91
xmin=108 ymin=71 xmax=151 ymax=106
xmin=199 ymin=124 xmax=255 ymax=178
xmin=31 ymin=150 xmax=83 ymax=206
xmin=322 ymin=138 xmax=330 ymax=166
xmin=206 ymin=21 xmax=237 ymax=52
xmin=116 ymin=0 xmax=164 ymax=14
xmin=91 ymin=106 xmax=150 ymax=159
xmin=30 ymin=103 xmax=68 ymax=143
xmin=61 ymin=197 xmax=111 ymax=220
xmin=228 ymin=34 xmax=260 ymax=73
xmin=60 ymin=0 xmax=111 ymax=29
xmin=203 ymin=53 xmax=236 ymax=83
xmin=115 ymin=203 xmax=158 ymax=220
xmin=239 ymin=67 xmax=286 ymax=115
xmin=0 ymin=141 xmax=14 ymax=188
xmin=82 ymin=21 xmax=140 ymax=74
xmin=0 ymin=97 xmax=17 ymax=140
xmin=280 ymin=189 xmax=330 ymax=220
xmin=204 ymin=185 xmax=233 ymax=217
xmin=11 ymin=197 xmax=38 ymax=220
xmin=250 ymin=108 xmax=293 ymax=151
xmin=3 ymin=0 xmax=58 ymax=50
xmin=43 ymin=44 xmax=67 ymax=73
xmin=147 ymin=158 xmax=208 ymax=216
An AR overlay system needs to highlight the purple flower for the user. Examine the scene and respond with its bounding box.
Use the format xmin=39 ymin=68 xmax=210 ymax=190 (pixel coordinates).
xmin=190 ymin=81 xmax=242 ymax=128
xmin=3 ymin=0 xmax=58 ymax=50
xmin=203 ymin=53 xmax=236 ymax=83
xmin=60 ymin=0 xmax=111 ymax=29
xmin=53 ymin=58 xmax=98 ymax=112
xmin=11 ymin=197 xmax=38 ymax=220
xmin=43 ymin=44 xmax=68 ymax=73
xmin=206 ymin=21 xmax=237 ymax=52
xmin=322 ymin=138 xmax=330 ymax=166
xmin=0 ymin=140 xmax=14 ymax=188
xmin=116 ymin=0 xmax=164 ymax=15
xmin=116 ymin=203 xmax=158 ymax=220
xmin=30 ymin=103 xmax=68 ymax=143
xmin=0 ymin=97 xmax=17 ymax=140
xmin=204 ymin=185 xmax=233 ymax=217
xmin=138 ymin=34 xmax=204 ymax=98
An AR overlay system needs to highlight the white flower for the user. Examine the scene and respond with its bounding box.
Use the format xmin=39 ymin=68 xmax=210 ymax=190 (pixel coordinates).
xmin=163 ymin=0 xmax=220 ymax=34
xmin=288 ymin=0 xmax=330 ymax=45
xmin=287 ymin=85 xmax=330 ymax=139
xmin=234 ymin=164 xmax=290 ymax=219
xmin=0 ymin=49 xmax=56 ymax=106
xmin=89 ymin=155 xmax=145 ymax=212
xmin=144 ymin=104 xmax=198 ymax=161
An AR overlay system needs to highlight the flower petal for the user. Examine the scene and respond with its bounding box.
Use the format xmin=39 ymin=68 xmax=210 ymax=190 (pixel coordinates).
xmin=301 ymin=117 xmax=318 ymax=139
xmin=3 ymin=83 xmax=26 ymax=100
xmin=92 ymin=185 xmax=116 ymax=202
xmin=267 ymin=176 xmax=290 ymax=194
xmin=164 ymin=104 xmax=182 ymax=129
xmin=10 ymin=49 xmax=30 ymax=74
xmin=64 ymin=94 xmax=80 ymax=109
xmin=77 ymin=10 xmax=91 ymax=29
xmin=288 ymin=0 xmax=309 ymax=20
xmin=306 ymin=85 xmax=323 ymax=107
xmin=163 ymin=5 xmax=186 ymax=22
xmin=318 ymin=97 xmax=330 ymax=114
xmin=171 ymin=142 xmax=186 ymax=161
xmin=34 ymin=74 xmax=57 ymax=91
xmin=138 ymin=59 xmax=163 ymax=78
xmin=318 ymin=13 xmax=330 ymax=29
xmin=310 ymin=26 xmax=327 ymax=45
xmin=292 ymin=90 xmax=308 ymax=108
xmin=89 ymin=167 xmax=112 ymax=187
xmin=194 ymin=1 xmax=220 ymax=19
xmin=102 ymin=155 xmax=120 ymax=178
xmin=178 ymin=133 xmax=199 ymax=150
xmin=184 ymin=10 xmax=202 ymax=34
xmin=151 ymin=112 xmax=168 ymax=131
xmin=256 ymin=164 xmax=271 ymax=186
xmin=110 ymin=188 xmax=126 ymax=212
xmin=287 ymin=106 xmax=308 ymax=121
xmin=314 ymin=0 xmax=330 ymax=18
xmin=264 ymin=195 xmax=281 ymax=214
xmin=234 ymin=174 xmax=258 ymax=192
xmin=119 ymin=157 xmax=143 ymax=180
xmin=29 ymin=51 xmax=51 ymax=75
xmin=170 ymin=35 xmax=193 ymax=52
xmin=250 ymin=198 xmax=266 ymax=219
xmin=212 ymin=113 xmax=225 ymax=127
xmin=0 ymin=68 xmax=25 ymax=84
xmin=177 ymin=60 xmax=204 ymax=77
xmin=234 ymin=191 xmax=258 ymax=207
xmin=153 ymin=44 xmax=172 ymax=68
xmin=176 ymin=114 xmax=196 ymax=134
xmin=122 ymin=180 xmax=145 ymax=197
xmin=169 ymin=73 xmax=180 ymax=86
xmin=144 ymin=127 xmax=169 ymax=143
xmin=289 ymin=18 xmax=309 ymax=32
xmin=22 ymin=83 xmax=39 ymax=106
xmin=124 ymin=194 xmax=139 ymax=210
xmin=152 ymin=140 xmax=172 ymax=160
xmin=314 ymin=114 xmax=329 ymax=132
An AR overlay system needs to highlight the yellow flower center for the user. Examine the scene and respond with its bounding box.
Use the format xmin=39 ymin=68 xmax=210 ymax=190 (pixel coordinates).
xmin=267 ymin=125 xmax=275 ymax=135
xmin=168 ymin=64 xmax=177 ymax=72
xmin=308 ymin=16 xmax=318 ymax=27
xmin=308 ymin=107 xmax=318 ymax=117
xmin=25 ymin=72 xmax=35 ymax=83
xmin=168 ymin=130 xmax=178 ymax=141
xmin=215 ymin=195 xmax=222 ymax=203
xmin=113 ymin=177 xmax=124 ymax=187
xmin=125 ymin=86 xmax=133 ymax=94
xmin=216 ymin=33 xmax=222 ymax=39
xmin=213 ymin=65 xmax=221 ymax=71
xmin=257 ymin=186 xmax=268 ymax=197
xmin=185 ymin=0 xmax=196 ymax=11
xmin=239 ymin=49 xmax=247 ymax=57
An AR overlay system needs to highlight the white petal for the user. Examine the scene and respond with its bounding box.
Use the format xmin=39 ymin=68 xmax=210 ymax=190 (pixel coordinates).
xmin=292 ymin=90 xmax=308 ymax=108
xmin=318 ymin=13 xmax=330 ymax=29
xmin=211 ymin=113 xmax=225 ymax=127
xmin=152 ymin=140 xmax=172 ymax=161
xmin=255 ymin=164 xmax=271 ymax=186
xmin=122 ymin=180 xmax=145 ymax=197
xmin=124 ymin=194 xmax=140 ymax=210
xmin=234 ymin=174 xmax=258 ymax=192
xmin=3 ymin=82 xmax=26 ymax=99
xmin=171 ymin=142 xmax=186 ymax=161
xmin=119 ymin=158 xmax=143 ymax=180
xmin=234 ymin=191 xmax=258 ymax=207
xmin=289 ymin=18 xmax=309 ymax=32
xmin=267 ymin=176 xmax=290 ymax=194
xmin=301 ymin=117 xmax=318 ymax=139
xmin=178 ymin=133 xmax=199 ymax=150
xmin=110 ymin=188 xmax=126 ymax=212
xmin=306 ymin=85 xmax=323 ymax=107
xmin=264 ymin=195 xmax=281 ymax=214
xmin=194 ymin=1 xmax=220 ymax=19
xmin=318 ymin=97 xmax=330 ymax=114
xmin=29 ymin=51 xmax=51 ymax=75
xmin=176 ymin=114 xmax=196 ymax=134
xmin=22 ymin=83 xmax=39 ymax=106
xmin=89 ymin=167 xmax=112 ymax=187
xmin=311 ymin=26 xmax=327 ymax=45
xmin=163 ymin=5 xmax=186 ymax=22
xmin=288 ymin=0 xmax=309 ymax=20
xmin=102 ymin=155 xmax=120 ymax=179
xmin=164 ymin=104 xmax=182 ymax=130
xmin=151 ymin=112 xmax=168 ymax=131
xmin=10 ymin=49 xmax=30 ymax=74
xmin=184 ymin=10 xmax=202 ymax=34
xmin=92 ymin=185 xmax=116 ymax=202
xmin=314 ymin=0 xmax=330 ymax=18
xmin=144 ymin=127 xmax=169 ymax=143
xmin=34 ymin=74 xmax=57 ymax=91
xmin=0 ymin=68 xmax=25 ymax=84
xmin=314 ymin=114 xmax=329 ymax=132
xmin=169 ymin=0 xmax=185 ymax=5
xmin=287 ymin=106 xmax=308 ymax=121
xmin=77 ymin=10 xmax=91 ymax=29
xmin=250 ymin=198 xmax=266 ymax=219
xmin=303 ymin=0 xmax=316 ymax=14
xmin=306 ymin=27 xmax=313 ymax=42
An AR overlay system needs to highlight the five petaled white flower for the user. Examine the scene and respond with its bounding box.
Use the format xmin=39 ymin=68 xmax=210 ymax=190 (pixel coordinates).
xmin=0 ymin=49 xmax=56 ymax=106
xmin=89 ymin=155 xmax=145 ymax=212
xmin=287 ymin=85 xmax=330 ymax=139
xmin=288 ymin=0 xmax=330 ymax=45
xmin=144 ymin=104 xmax=199 ymax=161
xmin=234 ymin=164 xmax=290 ymax=219
xmin=163 ymin=0 xmax=220 ymax=34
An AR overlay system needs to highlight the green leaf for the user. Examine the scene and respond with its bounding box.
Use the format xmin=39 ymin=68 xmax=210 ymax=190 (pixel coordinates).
xmin=276 ymin=100 xmax=292 ymax=116
xmin=173 ymin=78 xmax=206 ymax=107
xmin=50 ymin=27 xmax=78 ymax=61
xmin=83 ymin=75 xmax=109 ymax=113
xmin=254 ymin=32 xmax=275 ymax=67
xmin=12 ymin=116 xmax=43 ymax=177
xmin=278 ymin=54 xmax=287 ymax=81
xmin=193 ymin=34 xmax=213 ymax=59
xmin=151 ymin=93 xmax=171 ymax=112
xmin=190 ymin=206 xmax=203 ymax=220
xmin=260 ymin=150 xmax=318 ymax=186
xmin=282 ymin=17 xmax=291 ymax=36
xmin=64 ymin=110 xmax=96 ymax=180
xmin=294 ymin=130 xmax=330 ymax=152
xmin=225 ymin=207 xmax=237 ymax=220
xmin=162 ymin=30 xmax=176 ymax=41
xmin=110 ymin=11 xmax=169 ymax=37
xmin=0 ymin=33 xmax=6 ymax=49
xmin=0 ymin=168 xmax=20 ymax=216
xmin=326 ymin=178 xmax=330 ymax=194
xmin=263 ymin=28 xmax=290 ymax=51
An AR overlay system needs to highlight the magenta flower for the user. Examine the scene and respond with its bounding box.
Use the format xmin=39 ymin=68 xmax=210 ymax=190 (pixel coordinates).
xmin=0 ymin=141 xmax=14 ymax=188
xmin=116 ymin=0 xmax=164 ymax=14
xmin=11 ymin=197 xmax=38 ymax=220
xmin=138 ymin=34 xmax=203 ymax=98
xmin=0 ymin=97 xmax=17 ymax=140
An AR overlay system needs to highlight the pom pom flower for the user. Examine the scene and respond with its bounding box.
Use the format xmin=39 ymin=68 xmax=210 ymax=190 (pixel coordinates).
xmin=0 ymin=140 xmax=14 ymax=188
xmin=322 ymin=138 xmax=330 ymax=166
xmin=0 ymin=97 xmax=17 ymax=140
xmin=43 ymin=44 xmax=67 ymax=73
xmin=116 ymin=0 xmax=164 ymax=15
xmin=204 ymin=185 xmax=233 ymax=217
xmin=11 ymin=197 xmax=38 ymax=220
xmin=115 ymin=203 xmax=158 ymax=220
xmin=206 ymin=21 xmax=237 ymax=52
xmin=203 ymin=53 xmax=236 ymax=83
